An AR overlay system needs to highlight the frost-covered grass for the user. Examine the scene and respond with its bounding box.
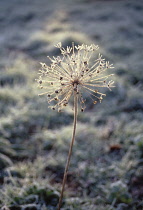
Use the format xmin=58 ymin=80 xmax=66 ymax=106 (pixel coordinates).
xmin=0 ymin=0 xmax=143 ymax=209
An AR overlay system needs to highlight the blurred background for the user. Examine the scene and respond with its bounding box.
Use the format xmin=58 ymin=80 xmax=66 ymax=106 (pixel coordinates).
xmin=0 ymin=0 xmax=143 ymax=209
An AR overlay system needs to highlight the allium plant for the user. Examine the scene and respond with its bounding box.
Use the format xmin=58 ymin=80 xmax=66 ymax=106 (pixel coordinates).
xmin=36 ymin=42 xmax=114 ymax=209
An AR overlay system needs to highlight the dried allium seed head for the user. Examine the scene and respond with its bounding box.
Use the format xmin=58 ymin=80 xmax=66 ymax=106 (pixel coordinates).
xmin=37 ymin=42 xmax=114 ymax=111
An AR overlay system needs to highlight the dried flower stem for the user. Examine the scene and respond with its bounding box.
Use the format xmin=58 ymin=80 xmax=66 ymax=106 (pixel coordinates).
xmin=58 ymin=89 xmax=78 ymax=210
xmin=36 ymin=43 xmax=114 ymax=209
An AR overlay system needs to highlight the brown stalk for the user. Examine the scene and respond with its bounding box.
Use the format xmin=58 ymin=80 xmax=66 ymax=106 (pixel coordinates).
xmin=58 ymin=90 xmax=78 ymax=210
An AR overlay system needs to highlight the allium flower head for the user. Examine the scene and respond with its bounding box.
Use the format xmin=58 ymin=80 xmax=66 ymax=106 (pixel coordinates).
xmin=36 ymin=42 xmax=114 ymax=112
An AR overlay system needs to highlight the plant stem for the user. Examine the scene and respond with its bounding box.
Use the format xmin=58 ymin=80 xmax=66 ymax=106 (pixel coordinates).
xmin=58 ymin=91 xmax=78 ymax=210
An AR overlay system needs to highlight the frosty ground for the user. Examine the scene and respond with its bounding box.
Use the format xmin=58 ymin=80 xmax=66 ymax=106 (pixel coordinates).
xmin=0 ymin=0 xmax=143 ymax=209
